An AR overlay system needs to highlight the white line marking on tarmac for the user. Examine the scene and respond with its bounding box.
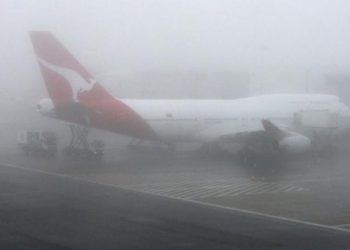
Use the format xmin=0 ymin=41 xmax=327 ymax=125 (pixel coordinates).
xmin=334 ymin=223 xmax=350 ymax=228
xmin=135 ymin=181 xmax=304 ymax=199
xmin=197 ymin=183 xmax=246 ymax=198
xmin=290 ymin=175 xmax=350 ymax=184
xmin=2 ymin=162 xmax=350 ymax=234
xmin=216 ymin=183 xmax=253 ymax=197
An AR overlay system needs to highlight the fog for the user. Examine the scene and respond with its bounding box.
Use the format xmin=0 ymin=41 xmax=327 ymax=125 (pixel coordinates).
xmin=2 ymin=2 xmax=350 ymax=248
xmin=2 ymin=0 xmax=350 ymax=105
xmin=0 ymin=0 xmax=348 ymax=137
xmin=0 ymin=0 xmax=349 ymax=149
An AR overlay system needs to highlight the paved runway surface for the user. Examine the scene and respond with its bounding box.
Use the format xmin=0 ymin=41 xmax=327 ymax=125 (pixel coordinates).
xmin=0 ymin=161 xmax=350 ymax=249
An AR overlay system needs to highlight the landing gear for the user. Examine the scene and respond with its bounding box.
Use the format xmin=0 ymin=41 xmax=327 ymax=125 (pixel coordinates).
xmin=237 ymin=146 xmax=258 ymax=167
xmin=63 ymin=124 xmax=104 ymax=160
xmin=237 ymin=139 xmax=283 ymax=169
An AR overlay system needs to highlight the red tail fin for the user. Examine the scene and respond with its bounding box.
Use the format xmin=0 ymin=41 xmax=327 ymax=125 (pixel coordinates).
xmin=30 ymin=31 xmax=155 ymax=139
xmin=29 ymin=31 xmax=110 ymax=106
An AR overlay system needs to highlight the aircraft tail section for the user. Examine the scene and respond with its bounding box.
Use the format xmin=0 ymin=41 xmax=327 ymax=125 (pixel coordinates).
xmin=29 ymin=31 xmax=155 ymax=139
xmin=29 ymin=31 xmax=110 ymax=106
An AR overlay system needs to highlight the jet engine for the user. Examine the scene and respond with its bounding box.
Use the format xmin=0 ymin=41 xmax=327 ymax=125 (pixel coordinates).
xmin=37 ymin=98 xmax=56 ymax=118
xmin=278 ymin=134 xmax=311 ymax=154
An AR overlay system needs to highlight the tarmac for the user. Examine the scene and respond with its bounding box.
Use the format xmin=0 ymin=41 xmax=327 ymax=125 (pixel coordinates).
xmin=1 ymin=144 xmax=350 ymax=249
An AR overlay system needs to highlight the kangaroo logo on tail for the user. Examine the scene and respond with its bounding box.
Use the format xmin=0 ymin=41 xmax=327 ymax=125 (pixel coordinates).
xmin=30 ymin=31 xmax=156 ymax=139
xmin=38 ymin=57 xmax=96 ymax=102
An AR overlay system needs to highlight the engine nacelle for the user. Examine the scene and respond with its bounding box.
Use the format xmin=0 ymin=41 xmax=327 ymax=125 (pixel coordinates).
xmin=37 ymin=98 xmax=56 ymax=118
xmin=278 ymin=134 xmax=311 ymax=154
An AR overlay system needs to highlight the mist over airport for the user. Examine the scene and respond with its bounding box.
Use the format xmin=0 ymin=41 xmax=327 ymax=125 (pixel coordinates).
xmin=1 ymin=0 xmax=349 ymax=145
xmin=2 ymin=0 xmax=350 ymax=102
xmin=1 ymin=1 xmax=350 ymax=249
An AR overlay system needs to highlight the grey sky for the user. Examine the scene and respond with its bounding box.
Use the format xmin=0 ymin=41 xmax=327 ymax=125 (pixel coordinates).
xmin=1 ymin=0 xmax=350 ymax=103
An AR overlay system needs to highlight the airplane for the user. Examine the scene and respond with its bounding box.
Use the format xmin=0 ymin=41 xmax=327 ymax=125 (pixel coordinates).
xmin=30 ymin=31 xmax=350 ymax=162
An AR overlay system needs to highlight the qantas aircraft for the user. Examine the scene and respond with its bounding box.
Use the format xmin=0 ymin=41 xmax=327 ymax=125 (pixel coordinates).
xmin=30 ymin=31 xmax=350 ymax=159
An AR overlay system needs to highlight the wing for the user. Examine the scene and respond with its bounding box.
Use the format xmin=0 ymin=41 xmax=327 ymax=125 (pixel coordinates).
xmin=199 ymin=119 xmax=291 ymax=146
xmin=199 ymin=119 xmax=312 ymax=155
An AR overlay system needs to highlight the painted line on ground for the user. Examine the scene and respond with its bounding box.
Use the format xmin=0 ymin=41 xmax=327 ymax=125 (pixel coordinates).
xmin=289 ymin=175 xmax=350 ymax=184
xmin=334 ymin=223 xmax=350 ymax=228
xmin=1 ymin=161 xmax=350 ymax=234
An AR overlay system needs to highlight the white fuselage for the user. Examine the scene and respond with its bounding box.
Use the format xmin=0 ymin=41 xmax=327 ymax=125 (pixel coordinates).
xmin=123 ymin=94 xmax=350 ymax=143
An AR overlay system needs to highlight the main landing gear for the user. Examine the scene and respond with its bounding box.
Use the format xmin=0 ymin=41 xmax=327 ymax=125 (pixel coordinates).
xmin=63 ymin=124 xmax=104 ymax=160
xmin=236 ymin=139 xmax=282 ymax=169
